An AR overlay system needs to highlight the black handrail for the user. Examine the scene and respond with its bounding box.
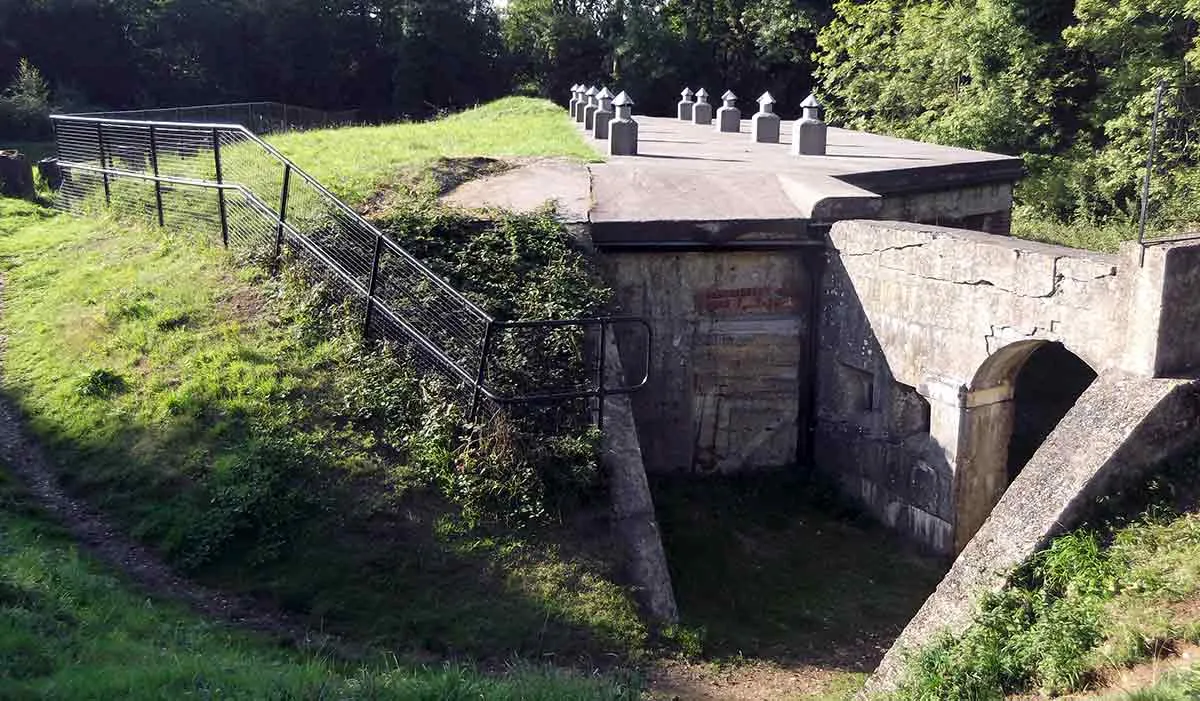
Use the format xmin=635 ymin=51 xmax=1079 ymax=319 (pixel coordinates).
xmin=49 ymin=114 xmax=652 ymax=426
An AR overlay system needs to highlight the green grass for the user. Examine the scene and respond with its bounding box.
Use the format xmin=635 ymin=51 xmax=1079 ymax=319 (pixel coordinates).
xmin=1111 ymin=666 xmax=1200 ymax=700
xmin=0 ymin=469 xmax=639 ymax=700
xmin=897 ymin=456 xmax=1200 ymax=699
xmin=1010 ymin=204 xmax=1139 ymax=254
xmin=268 ymin=97 xmax=598 ymax=204
xmin=653 ymin=474 xmax=944 ymax=679
xmin=0 ymin=195 xmax=646 ymax=666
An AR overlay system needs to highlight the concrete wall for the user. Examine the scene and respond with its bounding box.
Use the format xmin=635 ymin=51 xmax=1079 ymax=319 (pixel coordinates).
xmin=867 ymin=373 xmax=1200 ymax=693
xmin=603 ymin=249 xmax=817 ymax=473
xmin=815 ymin=221 xmax=1131 ymax=552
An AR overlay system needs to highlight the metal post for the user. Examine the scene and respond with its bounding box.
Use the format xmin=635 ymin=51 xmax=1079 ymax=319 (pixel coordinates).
xmin=363 ymin=234 xmax=386 ymax=339
xmin=596 ymin=321 xmax=608 ymax=433
xmin=1138 ymin=80 xmax=1168 ymax=267
xmin=96 ymin=123 xmax=111 ymax=205
xmin=470 ymin=322 xmax=496 ymax=422
xmin=212 ymin=128 xmax=229 ymax=247
xmin=272 ymin=164 xmax=292 ymax=274
xmin=149 ymin=126 xmax=164 ymax=227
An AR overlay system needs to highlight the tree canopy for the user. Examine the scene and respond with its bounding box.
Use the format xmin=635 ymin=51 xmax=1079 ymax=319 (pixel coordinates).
xmin=5 ymin=0 xmax=1200 ymax=228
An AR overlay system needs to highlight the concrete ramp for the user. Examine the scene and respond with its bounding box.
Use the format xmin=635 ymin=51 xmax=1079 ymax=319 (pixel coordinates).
xmin=865 ymin=371 xmax=1200 ymax=694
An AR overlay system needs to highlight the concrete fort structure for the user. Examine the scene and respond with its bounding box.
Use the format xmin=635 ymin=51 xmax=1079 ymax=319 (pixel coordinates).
xmin=442 ymin=103 xmax=1200 ymax=574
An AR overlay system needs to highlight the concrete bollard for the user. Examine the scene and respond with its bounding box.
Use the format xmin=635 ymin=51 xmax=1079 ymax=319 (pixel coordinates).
xmin=717 ymin=90 xmax=741 ymax=133
xmin=791 ymin=93 xmax=828 ymax=156
xmin=584 ymin=86 xmax=601 ymax=131
xmin=751 ymin=91 xmax=780 ymax=144
xmin=677 ymin=87 xmax=695 ymax=121
xmin=576 ymin=86 xmax=591 ymax=123
xmin=569 ymin=84 xmax=581 ymax=119
xmin=610 ymin=92 xmax=638 ymax=156
xmin=593 ymin=87 xmax=615 ymax=140
xmin=692 ymin=88 xmax=713 ymax=125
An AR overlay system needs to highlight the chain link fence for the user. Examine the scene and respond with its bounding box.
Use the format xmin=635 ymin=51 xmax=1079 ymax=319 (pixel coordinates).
xmin=50 ymin=114 xmax=649 ymax=424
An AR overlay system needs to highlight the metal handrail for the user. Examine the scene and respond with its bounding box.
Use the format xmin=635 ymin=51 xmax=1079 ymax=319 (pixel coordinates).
xmin=64 ymin=102 xmax=358 ymax=135
xmin=49 ymin=114 xmax=651 ymax=425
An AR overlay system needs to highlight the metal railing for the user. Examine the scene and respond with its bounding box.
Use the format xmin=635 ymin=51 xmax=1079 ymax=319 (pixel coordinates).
xmin=50 ymin=114 xmax=649 ymax=427
xmin=1138 ymin=80 xmax=1200 ymax=263
xmin=66 ymin=102 xmax=358 ymax=135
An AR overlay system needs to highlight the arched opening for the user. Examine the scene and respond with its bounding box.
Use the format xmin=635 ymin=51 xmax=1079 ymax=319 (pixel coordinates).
xmin=953 ymin=341 xmax=1097 ymax=552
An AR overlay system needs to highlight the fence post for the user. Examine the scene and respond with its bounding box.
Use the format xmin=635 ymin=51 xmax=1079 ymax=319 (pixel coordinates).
xmin=363 ymin=233 xmax=386 ymax=339
xmin=211 ymin=128 xmax=229 ymax=247
xmin=596 ymin=321 xmax=608 ymax=433
xmin=272 ymin=164 xmax=292 ymax=274
xmin=149 ymin=125 xmax=164 ymax=227
xmin=1138 ymin=79 xmax=1168 ymax=267
xmin=470 ymin=321 xmax=496 ymax=422
xmin=96 ymin=123 xmax=111 ymax=205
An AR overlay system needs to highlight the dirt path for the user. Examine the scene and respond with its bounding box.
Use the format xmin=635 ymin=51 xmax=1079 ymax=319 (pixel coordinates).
xmin=0 ymin=341 xmax=343 ymax=657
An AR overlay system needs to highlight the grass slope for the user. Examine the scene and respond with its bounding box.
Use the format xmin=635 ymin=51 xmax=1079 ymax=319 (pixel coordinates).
xmin=269 ymin=97 xmax=598 ymax=204
xmin=897 ymin=456 xmax=1200 ymax=699
xmin=0 ymin=196 xmax=645 ymax=666
xmin=0 ymin=470 xmax=637 ymax=700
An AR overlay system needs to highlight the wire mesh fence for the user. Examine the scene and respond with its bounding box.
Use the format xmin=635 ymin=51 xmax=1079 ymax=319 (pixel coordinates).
xmin=49 ymin=114 xmax=650 ymax=423
xmin=1138 ymin=81 xmax=1200 ymax=252
xmin=68 ymin=102 xmax=358 ymax=135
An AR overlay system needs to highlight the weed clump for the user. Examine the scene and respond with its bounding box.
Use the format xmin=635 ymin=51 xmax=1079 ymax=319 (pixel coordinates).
xmin=74 ymin=369 xmax=125 ymax=398
xmin=898 ymin=455 xmax=1200 ymax=699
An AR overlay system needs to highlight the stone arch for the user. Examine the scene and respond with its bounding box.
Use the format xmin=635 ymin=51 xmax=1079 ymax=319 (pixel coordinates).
xmin=953 ymin=340 xmax=1098 ymax=552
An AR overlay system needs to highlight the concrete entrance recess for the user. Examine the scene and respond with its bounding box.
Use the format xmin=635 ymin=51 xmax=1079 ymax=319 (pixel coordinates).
xmin=446 ymin=105 xmax=1200 ymax=673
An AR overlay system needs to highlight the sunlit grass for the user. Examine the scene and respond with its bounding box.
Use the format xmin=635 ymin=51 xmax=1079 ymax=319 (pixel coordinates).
xmin=268 ymin=97 xmax=598 ymax=204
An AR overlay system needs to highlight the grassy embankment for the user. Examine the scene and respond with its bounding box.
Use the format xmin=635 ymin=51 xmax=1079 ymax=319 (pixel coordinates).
xmin=0 ymin=98 xmax=950 ymax=698
xmin=895 ymin=456 xmax=1200 ymax=699
xmin=269 ymin=96 xmax=601 ymax=204
xmin=0 ymin=469 xmax=638 ymax=700
xmin=0 ymin=96 xmax=648 ymax=681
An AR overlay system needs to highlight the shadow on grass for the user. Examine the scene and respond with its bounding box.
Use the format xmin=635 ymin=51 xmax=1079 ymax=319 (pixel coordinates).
xmin=652 ymin=471 xmax=947 ymax=672
xmin=14 ymin=392 xmax=642 ymax=670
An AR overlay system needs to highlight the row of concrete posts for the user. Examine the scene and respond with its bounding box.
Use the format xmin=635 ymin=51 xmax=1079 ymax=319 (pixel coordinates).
xmin=677 ymin=87 xmax=828 ymax=156
xmin=569 ymin=83 xmax=829 ymax=157
xmin=569 ymin=84 xmax=639 ymax=156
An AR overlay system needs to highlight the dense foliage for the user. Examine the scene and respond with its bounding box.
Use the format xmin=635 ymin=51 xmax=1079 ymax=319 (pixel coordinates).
xmin=9 ymin=0 xmax=1200 ymax=235
xmin=816 ymin=0 xmax=1200 ymax=230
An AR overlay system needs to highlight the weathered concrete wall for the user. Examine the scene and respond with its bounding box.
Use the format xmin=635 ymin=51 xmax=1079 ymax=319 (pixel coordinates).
xmin=603 ymin=250 xmax=816 ymax=473
xmin=816 ymin=221 xmax=1128 ymax=552
xmin=865 ymin=373 xmax=1200 ymax=694
xmin=875 ymin=182 xmax=1014 ymax=236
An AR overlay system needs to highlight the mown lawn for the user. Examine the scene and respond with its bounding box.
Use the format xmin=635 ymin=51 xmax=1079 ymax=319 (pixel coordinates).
xmin=269 ymin=97 xmax=598 ymax=204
